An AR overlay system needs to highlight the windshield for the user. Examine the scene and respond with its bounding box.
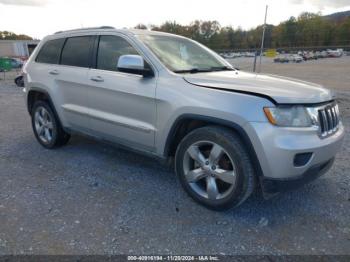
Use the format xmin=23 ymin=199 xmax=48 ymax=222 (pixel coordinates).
xmin=138 ymin=34 xmax=232 ymax=73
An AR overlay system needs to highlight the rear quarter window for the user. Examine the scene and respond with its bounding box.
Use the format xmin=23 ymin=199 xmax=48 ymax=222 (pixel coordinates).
xmin=35 ymin=38 xmax=65 ymax=64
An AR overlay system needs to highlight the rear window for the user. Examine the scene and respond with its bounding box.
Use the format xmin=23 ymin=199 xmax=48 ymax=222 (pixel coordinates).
xmin=60 ymin=36 xmax=94 ymax=68
xmin=35 ymin=38 xmax=65 ymax=64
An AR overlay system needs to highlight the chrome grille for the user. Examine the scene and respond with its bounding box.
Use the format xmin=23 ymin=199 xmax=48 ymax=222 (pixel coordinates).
xmin=318 ymin=103 xmax=340 ymax=137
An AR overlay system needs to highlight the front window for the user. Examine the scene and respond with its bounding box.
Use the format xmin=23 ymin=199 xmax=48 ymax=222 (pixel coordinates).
xmin=138 ymin=34 xmax=232 ymax=73
xmin=97 ymin=35 xmax=139 ymax=72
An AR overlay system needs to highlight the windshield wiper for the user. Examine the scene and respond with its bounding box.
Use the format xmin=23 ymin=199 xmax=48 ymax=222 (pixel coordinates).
xmin=174 ymin=66 xmax=235 ymax=74
xmin=209 ymin=66 xmax=235 ymax=71
xmin=174 ymin=68 xmax=212 ymax=74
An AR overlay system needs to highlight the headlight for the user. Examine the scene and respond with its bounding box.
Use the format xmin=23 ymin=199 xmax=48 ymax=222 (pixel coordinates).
xmin=263 ymin=106 xmax=313 ymax=127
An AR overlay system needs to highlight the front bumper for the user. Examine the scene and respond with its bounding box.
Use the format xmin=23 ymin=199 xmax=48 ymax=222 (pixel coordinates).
xmin=245 ymin=120 xmax=345 ymax=183
xmin=261 ymin=157 xmax=334 ymax=194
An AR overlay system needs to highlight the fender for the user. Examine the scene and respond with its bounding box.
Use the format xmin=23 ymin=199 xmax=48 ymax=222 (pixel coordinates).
xmin=163 ymin=114 xmax=264 ymax=177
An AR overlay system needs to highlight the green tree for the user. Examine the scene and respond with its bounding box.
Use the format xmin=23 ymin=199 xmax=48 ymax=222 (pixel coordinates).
xmin=140 ymin=11 xmax=349 ymax=50
xmin=134 ymin=24 xmax=148 ymax=30
xmin=0 ymin=31 xmax=32 ymax=40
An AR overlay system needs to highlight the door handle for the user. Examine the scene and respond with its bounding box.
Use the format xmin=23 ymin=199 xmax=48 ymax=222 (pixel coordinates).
xmin=90 ymin=76 xmax=104 ymax=82
xmin=49 ymin=70 xmax=59 ymax=75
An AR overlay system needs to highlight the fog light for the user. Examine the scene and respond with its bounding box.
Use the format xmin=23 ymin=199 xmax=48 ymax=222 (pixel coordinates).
xmin=294 ymin=153 xmax=313 ymax=167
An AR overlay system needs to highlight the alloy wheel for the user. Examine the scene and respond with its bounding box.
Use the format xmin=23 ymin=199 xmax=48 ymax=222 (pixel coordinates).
xmin=34 ymin=106 xmax=54 ymax=144
xmin=182 ymin=141 xmax=237 ymax=200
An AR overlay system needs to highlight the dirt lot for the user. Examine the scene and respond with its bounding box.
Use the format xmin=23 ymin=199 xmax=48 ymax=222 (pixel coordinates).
xmin=0 ymin=57 xmax=349 ymax=255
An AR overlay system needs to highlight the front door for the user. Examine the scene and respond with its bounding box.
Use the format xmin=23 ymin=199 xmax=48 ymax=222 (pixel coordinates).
xmin=87 ymin=35 xmax=157 ymax=152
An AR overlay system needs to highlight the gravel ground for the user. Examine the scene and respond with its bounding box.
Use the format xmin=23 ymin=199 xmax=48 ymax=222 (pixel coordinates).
xmin=229 ymin=56 xmax=350 ymax=91
xmin=0 ymin=58 xmax=349 ymax=255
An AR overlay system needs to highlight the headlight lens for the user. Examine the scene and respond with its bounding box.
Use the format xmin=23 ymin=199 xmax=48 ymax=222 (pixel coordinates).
xmin=264 ymin=106 xmax=313 ymax=127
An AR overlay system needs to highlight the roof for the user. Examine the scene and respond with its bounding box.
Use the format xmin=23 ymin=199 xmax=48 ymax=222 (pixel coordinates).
xmin=52 ymin=26 xmax=181 ymax=38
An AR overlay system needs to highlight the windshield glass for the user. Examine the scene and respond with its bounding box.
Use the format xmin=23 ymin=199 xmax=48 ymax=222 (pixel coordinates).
xmin=138 ymin=34 xmax=231 ymax=73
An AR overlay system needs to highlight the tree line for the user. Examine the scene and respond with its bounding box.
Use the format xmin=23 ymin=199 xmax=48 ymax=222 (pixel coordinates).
xmin=0 ymin=31 xmax=33 ymax=40
xmin=1 ymin=11 xmax=349 ymax=51
xmin=136 ymin=12 xmax=350 ymax=51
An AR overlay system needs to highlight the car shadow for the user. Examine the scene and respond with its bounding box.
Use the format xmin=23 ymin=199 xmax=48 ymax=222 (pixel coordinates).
xmin=66 ymin=135 xmax=332 ymax=226
xmin=13 ymin=132 xmax=339 ymax=230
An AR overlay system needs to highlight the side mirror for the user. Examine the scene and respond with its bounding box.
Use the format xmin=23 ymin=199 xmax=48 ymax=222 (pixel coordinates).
xmin=117 ymin=55 xmax=154 ymax=77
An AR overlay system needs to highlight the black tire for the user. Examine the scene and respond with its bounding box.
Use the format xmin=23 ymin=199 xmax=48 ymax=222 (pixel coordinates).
xmin=31 ymin=100 xmax=70 ymax=149
xmin=175 ymin=126 xmax=256 ymax=211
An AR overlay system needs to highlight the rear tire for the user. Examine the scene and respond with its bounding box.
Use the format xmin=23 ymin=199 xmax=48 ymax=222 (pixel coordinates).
xmin=175 ymin=126 xmax=256 ymax=210
xmin=31 ymin=100 xmax=70 ymax=149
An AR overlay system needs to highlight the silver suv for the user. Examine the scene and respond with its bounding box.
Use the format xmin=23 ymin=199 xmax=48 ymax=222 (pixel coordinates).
xmin=23 ymin=27 xmax=345 ymax=210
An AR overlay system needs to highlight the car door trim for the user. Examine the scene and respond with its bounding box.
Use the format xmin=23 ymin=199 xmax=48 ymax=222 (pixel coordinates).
xmin=62 ymin=104 xmax=154 ymax=133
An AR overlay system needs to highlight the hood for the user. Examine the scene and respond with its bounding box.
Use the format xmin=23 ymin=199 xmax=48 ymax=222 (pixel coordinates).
xmin=184 ymin=70 xmax=334 ymax=104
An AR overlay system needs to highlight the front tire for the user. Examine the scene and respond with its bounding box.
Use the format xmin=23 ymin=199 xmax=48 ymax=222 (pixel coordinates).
xmin=175 ymin=126 xmax=256 ymax=210
xmin=31 ymin=100 xmax=70 ymax=149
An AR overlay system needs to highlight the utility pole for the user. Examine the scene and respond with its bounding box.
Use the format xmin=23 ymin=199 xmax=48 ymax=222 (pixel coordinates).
xmin=253 ymin=51 xmax=257 ymax=72
xmin=258 ymin=5 xmax=268 ymax=73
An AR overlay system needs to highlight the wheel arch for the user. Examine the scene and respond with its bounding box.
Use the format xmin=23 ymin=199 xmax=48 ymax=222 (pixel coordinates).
xmin=27 ymin=87 xmax=52 ymax=114
xmin=163 ymin=114 xmax=264 ymax=177
xmin=27 ymin=87 xmax=65 ymax=130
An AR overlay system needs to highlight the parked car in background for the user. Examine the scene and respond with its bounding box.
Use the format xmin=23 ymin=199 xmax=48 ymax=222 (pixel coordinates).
xmin=320 ymin=51 xmax=328 ymax=58
xmin=327 ymin=49 xmax=343 ymax=58
xmin=9 ymin=58 xmax=23 ymax=69
xmin=23 ymin=27 xmax=344 ymax=210
xmin=289 ymin=54 xmax=303 ymax=63
xmin=302 ymin=51 xmax=316 ymax=60
xmin=315 ymin=51 xmax=323 ymax=59
xmin=274 ymin=54 xmax=289 ymax=63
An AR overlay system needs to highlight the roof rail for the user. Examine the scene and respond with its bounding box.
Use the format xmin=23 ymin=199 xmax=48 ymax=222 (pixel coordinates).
xmin=54 ymin=26 xmax=115 ymax=34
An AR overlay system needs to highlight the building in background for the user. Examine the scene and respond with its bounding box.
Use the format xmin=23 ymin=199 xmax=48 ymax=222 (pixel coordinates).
xmin=0 ymin=40 xmax=40 ymax=58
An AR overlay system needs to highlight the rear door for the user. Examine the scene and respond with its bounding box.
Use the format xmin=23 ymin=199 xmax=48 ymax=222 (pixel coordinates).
xmin=87 ymin=34 xmax=157 ymax=152
xmin=54 ymin=35 xmax=95 ymax=132
xmin=29 ymin=37 xmax=66 ymax=117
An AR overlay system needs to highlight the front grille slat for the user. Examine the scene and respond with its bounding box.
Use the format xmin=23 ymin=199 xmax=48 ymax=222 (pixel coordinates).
xmin=332 ymin=107 xmax=338 ymax=126
xmin=331 ymin=107 xmax=337 ymax=128
xmin=318 ymin=103 xmax=340 ymax=137
xmin=327 ymin=108 xmax=333 ymax=130
xmin=321 ymin=110 xmax=328 ymax=132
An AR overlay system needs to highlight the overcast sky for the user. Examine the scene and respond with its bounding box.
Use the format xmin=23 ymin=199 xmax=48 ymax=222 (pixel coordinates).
xmin=1 ymin=0 xmax=350 ymax=39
